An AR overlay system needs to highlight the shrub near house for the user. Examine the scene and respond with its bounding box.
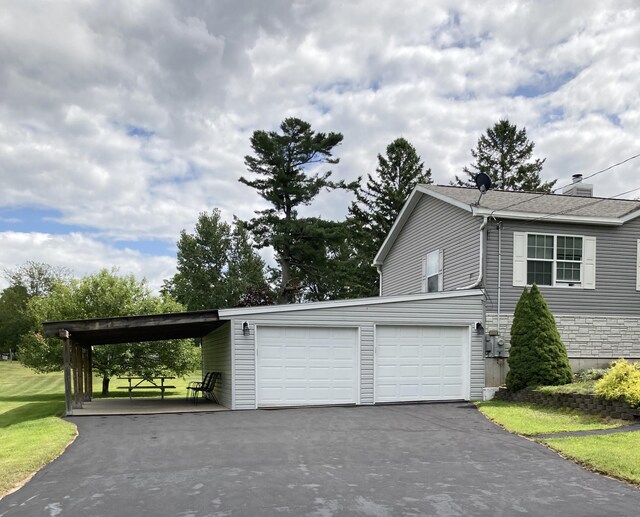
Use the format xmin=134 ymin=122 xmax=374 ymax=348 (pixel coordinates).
xmin=595 ymin=359 xmax=640 ymax=407
xmin=506 ymin=284 xmax=573 ymax=391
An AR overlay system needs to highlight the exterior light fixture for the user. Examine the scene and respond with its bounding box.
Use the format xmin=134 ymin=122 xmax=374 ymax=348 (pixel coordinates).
xmin=242 ymin=321 xmax=250 ymax=336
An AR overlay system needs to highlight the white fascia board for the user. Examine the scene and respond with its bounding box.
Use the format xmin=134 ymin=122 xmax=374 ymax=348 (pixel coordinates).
xmin=472 ymin=207 xmax=622 ymax=226
xmin=218 ymin=289 xmax=484 ymax=318
xmin=373 ymin=189 xmax=423 ymax=266
xmin=373 ymin=186 xmax=472 ymax=266
xmin=619 ymin=208 xmax=640 ymax=224
xmin=417 ymin=186 xmax=473 ymax=213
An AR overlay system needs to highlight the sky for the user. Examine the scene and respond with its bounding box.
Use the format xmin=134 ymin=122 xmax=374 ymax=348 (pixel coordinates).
xmin=1 ymin=0 xmax=639 ymax=293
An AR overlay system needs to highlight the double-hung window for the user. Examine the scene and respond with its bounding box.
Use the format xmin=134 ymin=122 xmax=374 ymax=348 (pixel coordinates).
xmin=422 ymin=250 xmax=443 ymax=292
xmin=513 ymin=232 xmax=596 ymax=289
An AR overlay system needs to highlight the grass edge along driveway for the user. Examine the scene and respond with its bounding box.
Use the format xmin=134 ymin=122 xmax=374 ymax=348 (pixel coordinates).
xmin=476 ymin=400 xmax=640 ymax=486
xmin=0 ymin=362 xmax=200 ymax=499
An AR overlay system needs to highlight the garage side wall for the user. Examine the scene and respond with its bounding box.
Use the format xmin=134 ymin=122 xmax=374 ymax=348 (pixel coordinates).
xmin=226 ymin=294 xmax=484 ymax=409
xmin=202 ymin=322 xmax=232 ymax=408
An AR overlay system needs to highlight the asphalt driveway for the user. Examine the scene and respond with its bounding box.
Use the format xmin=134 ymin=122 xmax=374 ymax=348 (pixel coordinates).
xmin=1 ymin=403 xmax=639 ymax=516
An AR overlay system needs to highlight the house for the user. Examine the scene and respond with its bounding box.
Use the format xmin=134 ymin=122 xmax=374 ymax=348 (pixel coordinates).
xmin=374 ymin=176 xmax=640 ymax=386
xmin=51 ymin=176 xmax=640 ymax=414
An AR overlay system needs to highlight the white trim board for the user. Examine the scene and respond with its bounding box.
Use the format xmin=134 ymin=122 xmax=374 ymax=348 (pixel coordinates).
xmin=219 ymin=290 xmax=484 ymax=317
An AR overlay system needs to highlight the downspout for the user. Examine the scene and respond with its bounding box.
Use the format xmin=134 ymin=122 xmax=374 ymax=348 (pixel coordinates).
xmin=377 ymin=265 xmax=383 ymax=297
xmin=457 ymin=216 xmax=489 ymax=290
xmin=497 ymin=221 xmax=503 ymax=336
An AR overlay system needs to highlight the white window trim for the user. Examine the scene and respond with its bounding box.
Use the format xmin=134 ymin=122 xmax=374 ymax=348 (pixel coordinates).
xmin=636 ymin=240 xmax=640 ymax=291
xmin=513 ymin=231 xmax=596 ymax=289
xmin=422 ymin=250 xmax=444 ymax=293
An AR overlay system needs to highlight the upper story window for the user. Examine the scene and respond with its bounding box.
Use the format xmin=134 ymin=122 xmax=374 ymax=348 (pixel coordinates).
xmin=527 ymin=234 xmax=583 ymax=286
xmin=422 ymin=250 xmax=443 ymax=292
xmin=513 ymin=232 xmax=595 ymax=289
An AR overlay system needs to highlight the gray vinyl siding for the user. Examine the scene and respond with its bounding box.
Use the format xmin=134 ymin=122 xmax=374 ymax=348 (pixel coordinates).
xmin=382 ymin=196 xmax=481 ymax=296
xmin=201 ymin=322 xmax=232 ymax=408
xmin=485 ymin=217 xmax=640 ymax=315
xmin=221 ymin=293 xmax=484 ymax=409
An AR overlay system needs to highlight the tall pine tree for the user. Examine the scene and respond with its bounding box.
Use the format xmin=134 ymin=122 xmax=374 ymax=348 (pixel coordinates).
xmin=240 ymin=117 xmax=348 ymax=303
xmin=162 ymin=211 xmax=266 ymax=310
xmin=347 ymin=137 xmax=432 ymax=297
xmin=454 ymin=119 xmax=555 ymax=192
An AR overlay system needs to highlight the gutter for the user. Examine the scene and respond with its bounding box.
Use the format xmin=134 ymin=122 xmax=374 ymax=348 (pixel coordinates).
xmin=457 ymin=215 xmax=488 ymax=290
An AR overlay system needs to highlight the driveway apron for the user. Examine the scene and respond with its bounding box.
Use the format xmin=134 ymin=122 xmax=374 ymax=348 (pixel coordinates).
xmin=1 ymin=403 xmax=639 ymax=516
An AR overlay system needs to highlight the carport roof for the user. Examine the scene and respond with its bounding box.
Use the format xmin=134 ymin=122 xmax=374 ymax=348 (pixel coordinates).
xmin=42 ymin=310 xmax=225 ymax=345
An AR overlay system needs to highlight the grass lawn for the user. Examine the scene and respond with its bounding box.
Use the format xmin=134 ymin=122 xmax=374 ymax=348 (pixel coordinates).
xmin=542 ymin=432 xmax=640 ymax=485
xmin=477 ymin=400 xmax=639 ymax=486
xmin=476 ymin=400 xmax=624 ymax=435
xmin=0 ymin=362 xmax=76 ymax=497
xmin=0 ymin=362 xmax=201 ymax=498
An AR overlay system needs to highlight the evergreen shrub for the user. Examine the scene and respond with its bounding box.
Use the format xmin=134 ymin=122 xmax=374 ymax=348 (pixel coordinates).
xmin=506 ymin=284 xmax=573 ymax=391
xmin=595 ymin=359 xmax=640 ymax=408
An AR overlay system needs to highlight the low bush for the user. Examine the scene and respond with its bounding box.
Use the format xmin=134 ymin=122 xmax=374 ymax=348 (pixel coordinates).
xmin=574 ymin=368 xmax=608 ymax=383
xmin=595 ymin=359 xmax=640 ymax=408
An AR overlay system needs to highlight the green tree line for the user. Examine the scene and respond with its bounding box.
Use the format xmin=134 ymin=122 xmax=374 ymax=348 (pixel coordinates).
xmin=0 ymin=117 xmax=550 ymax=383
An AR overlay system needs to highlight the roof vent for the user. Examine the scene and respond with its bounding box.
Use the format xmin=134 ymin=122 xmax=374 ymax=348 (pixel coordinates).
xmin=563 ymin=174 xmax=593 ymax=197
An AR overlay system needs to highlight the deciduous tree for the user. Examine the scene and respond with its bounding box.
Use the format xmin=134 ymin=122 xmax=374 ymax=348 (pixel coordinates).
xmin=162 ymin=211 xmax=267 ymax=310
xmin=20 ymin=269 xmax=200 ymax=395
xmin=0 ymin=262 xmax=71 ymax=356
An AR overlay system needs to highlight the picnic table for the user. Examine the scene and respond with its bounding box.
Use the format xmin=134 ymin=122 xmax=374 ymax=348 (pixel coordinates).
xmin=117 ymin=376 xmax=176 ymax=400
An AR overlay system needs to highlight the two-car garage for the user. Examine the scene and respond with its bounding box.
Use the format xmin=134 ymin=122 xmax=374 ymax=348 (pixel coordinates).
xmin=205 ymin=290 xmax=484 ymax=410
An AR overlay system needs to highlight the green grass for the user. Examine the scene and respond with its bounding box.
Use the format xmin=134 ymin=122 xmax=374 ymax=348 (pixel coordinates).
xmin=0 ymin=362 xmax=201 ymax=498
xmin=476 ymin=400 xmax=624 ymax=435
xmin=542 ymin=432 xmax=640 ymax=485
xmin=0 ymin=362 xmax=76 ymax=497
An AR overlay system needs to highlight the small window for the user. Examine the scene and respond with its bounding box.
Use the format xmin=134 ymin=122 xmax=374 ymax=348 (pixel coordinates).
xmin=423 ymin=250 xmax=442 ymax=292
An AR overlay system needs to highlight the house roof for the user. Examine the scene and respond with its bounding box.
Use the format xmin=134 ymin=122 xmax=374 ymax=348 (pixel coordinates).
xmin=425 ymin=185 xmax=640 ymax=219
xmin=373 ymin=184 xmax=640 ymax=266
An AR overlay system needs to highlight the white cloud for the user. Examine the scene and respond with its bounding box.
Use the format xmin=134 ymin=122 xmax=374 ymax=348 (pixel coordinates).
xmin=0 ymin=232 xmax=175 ymax=294
xmin=0 ymin=0 xmax=639 ymax=283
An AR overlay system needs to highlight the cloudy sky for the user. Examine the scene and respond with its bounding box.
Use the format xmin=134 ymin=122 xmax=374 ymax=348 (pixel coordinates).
xmin=1 ymin=0 xmax=639 ymax=292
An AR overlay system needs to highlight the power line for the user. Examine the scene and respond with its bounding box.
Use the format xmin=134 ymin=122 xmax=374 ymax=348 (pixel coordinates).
xmin=519 ymin=184 xmax=640 ymax=227
xmin=484 ymin=151 xmax=640 ymax=215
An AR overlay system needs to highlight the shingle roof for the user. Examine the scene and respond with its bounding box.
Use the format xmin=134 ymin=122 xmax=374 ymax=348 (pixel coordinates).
xmin=423 ymin=185 xmax=640 ymax=219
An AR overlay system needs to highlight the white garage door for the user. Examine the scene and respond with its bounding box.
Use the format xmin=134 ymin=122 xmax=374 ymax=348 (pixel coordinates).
xmin=375 ymin=325 xmax=468 ymax=403
xmin=257 ymin=326 xmax=358 ymax=407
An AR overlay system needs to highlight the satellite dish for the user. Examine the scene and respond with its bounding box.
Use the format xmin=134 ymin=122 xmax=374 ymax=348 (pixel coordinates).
xmin=475 ymin=172 xmax=492 ymax=193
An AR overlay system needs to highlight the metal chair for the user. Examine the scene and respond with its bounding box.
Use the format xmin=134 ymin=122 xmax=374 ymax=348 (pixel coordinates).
xmin=191 ymin=372 xmax=221 ymax=404
xmin=186 ymin=371 xmax=212 ymax=401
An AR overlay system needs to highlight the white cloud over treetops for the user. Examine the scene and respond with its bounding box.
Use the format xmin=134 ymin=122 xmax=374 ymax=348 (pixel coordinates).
xmin=0 ymin=0 xmax=638 ymax=292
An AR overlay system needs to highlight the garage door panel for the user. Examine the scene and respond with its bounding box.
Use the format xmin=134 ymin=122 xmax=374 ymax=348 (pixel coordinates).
xmin=258 ymin=326 xmax=358 ymax=407
xmin=376 ymin=325 xmax=468 ymax=403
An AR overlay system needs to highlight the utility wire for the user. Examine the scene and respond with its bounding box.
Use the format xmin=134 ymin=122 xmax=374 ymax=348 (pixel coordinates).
xmin=481 ymin=151 xmax=640 ymax=215
xmin=519 ymin=184 xmax=640 ymax=227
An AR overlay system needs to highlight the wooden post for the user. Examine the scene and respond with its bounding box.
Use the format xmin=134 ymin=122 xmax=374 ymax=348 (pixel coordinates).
xmin=61 ymin=330 xmax=73 ymax=416
xmin=82 ymin=347 xmax=91 ymax=402
xmin=71 ymin=340 xmax=82 ymax=409
xmin=87 ymin=346 xmax=93 ymax=401
xmin=76 ymin=342 xmax=84 ymax=408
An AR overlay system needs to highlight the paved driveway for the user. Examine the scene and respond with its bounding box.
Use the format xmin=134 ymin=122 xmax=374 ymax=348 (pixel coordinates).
xmin=1 ymin=403 xmax=639 ymax=516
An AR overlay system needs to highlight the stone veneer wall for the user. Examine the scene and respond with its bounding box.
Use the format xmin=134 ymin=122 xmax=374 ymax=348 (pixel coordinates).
xmin=486 ymin=312 xmax=640 ymax=360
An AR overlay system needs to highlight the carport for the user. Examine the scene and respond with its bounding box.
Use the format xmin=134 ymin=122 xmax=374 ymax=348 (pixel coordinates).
xmin=42 ymin=310 xmax=227 ymax=416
